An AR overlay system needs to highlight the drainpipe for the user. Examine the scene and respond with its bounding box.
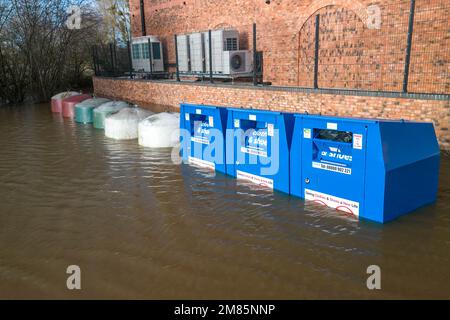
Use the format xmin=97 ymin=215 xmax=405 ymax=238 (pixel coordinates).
xmin=140 ymin=0 xmax=146 ymax=36
xmin=402 ymin=0 xmax=416 ymax=93
xmin=313 ymin=14 xmax=320 ymax=89
xmin=252 ymin=23 xmax=257 ymax=86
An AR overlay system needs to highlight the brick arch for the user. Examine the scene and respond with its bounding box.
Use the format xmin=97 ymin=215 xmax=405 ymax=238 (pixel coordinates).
xmin=296 ymin=0 xmax=368 ymax=31
xmin=297 ymin=3 xmax=371 ymax=88
xmin=210 ymin=22 xmax=234 ymax=30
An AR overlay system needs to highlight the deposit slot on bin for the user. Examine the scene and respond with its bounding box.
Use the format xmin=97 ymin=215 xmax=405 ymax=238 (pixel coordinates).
xmin=312 ymin=128 xmax=353 ymax=172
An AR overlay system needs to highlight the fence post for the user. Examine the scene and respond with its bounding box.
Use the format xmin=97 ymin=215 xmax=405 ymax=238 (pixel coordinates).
xmin=127 ymin=40 xmax=133 ymax=79
xmin=94 ymin=46 xmax=100 ymax=76
xmin=148 ymin=38 xmax=153 ymax=76
xmin=208 ymin=29 xmax=213 ymax=83
xmin=113 ymin=42 xmax=117 ymax=76
xmin=174 ymin=34 xmax=180 ymax=81
xmin=140 ymin=0 xmax=146 ymax=36
xmin=253 ymin=23 xmax=257 ymax=86
xmin=403 ymin=0 xmax=416 ymax=93
xmin=109 ymin=43 xmax=115 ymax=76
xmin=92 ymin=46 xmax=97 ymax=76
xmin=313 ymin=14 xmax=320 ymax=89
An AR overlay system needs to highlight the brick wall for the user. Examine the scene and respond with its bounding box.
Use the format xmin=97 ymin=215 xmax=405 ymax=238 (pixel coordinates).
xmin=93 ymin=76 xmax=450 ymax=150
xmin=129 ymin=0 xmax=449 ymax=94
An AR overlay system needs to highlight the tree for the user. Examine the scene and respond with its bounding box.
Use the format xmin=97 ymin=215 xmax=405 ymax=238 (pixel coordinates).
xmin=0 ymin=0 xmax=130 ymax=105
xmin=96 ymin=0 xmax=130 ymax=45
xmin=0 ymin=0 xmax=27 ymax=104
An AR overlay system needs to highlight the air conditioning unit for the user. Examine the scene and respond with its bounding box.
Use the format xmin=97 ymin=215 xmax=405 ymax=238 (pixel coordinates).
xmin=176 ymin=34 xmax=190 ymax=73
xmin=176 ymin=28 xmax=256 ymax=78
xmin=189 ymin=33 xmax=204 ymax=73
xmin=203 ymin=29 xmax=240 ymax=74
xmin=223 ymin=50 xmax=253 ymax=75
xmin=131 ymin=36 xmax=164 ymax=73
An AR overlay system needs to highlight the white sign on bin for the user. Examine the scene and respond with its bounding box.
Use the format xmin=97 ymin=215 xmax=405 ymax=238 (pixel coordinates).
xmin=353 ymin=133 xmax=363 ymax=149
xmin=237 ymin=170 xmax=274 ymax=189
xmin=303 ymin=128 xmax=311 ymax=139
xmin=327 ymin=122 xmax=338 ymax=130
xmin=304 ymin=188 xmax=360 ymax=217
xmin=267 ymin=123 xmax=274 ymax=137
xmin=188 ymin=156 xmax=215 ymax=170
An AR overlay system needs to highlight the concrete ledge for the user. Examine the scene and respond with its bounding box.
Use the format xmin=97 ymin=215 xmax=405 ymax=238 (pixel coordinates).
xmin=93 ymin=76 xmax=450 ymax=150
xmin=96 ymin=76 xmax=450 ymax=101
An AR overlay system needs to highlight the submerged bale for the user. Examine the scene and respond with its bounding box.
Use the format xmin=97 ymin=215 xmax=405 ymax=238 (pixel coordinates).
xmin=92 ymin=101 xmax=129 ymax=129
xmin=74 ymin=97 xmax=111 ymax=124
xmin=51 ymin=91 xmax=79 ymax=113
xmin=138 ymin=112 xmax=180 ymax=148
xmin=62 ymin=94 xmax=92 ymax=118
xmin=104 ymin=107 xmax=154 ymax=140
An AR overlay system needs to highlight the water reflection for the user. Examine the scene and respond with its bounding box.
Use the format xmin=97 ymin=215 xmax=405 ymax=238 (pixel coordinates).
xmin=0 ymin=103 xmax=449 ymax=299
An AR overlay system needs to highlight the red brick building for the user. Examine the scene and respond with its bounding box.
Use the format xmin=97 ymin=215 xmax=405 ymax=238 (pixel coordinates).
xmin=94 ymin=0 xmax=449 ymax=148
xmin=129 ymin=0 xmax=448 ymax=93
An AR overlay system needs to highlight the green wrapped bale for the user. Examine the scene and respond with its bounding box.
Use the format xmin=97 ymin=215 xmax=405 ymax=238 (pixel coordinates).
xmin=93 ymin=101 xmax=128 ymax=129
xmin=74 ymin=97 xmax=110 ymax=124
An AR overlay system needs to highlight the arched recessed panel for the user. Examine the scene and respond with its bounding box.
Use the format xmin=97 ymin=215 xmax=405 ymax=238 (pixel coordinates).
xmin=298 ymin=5 xmax=386 ymax=90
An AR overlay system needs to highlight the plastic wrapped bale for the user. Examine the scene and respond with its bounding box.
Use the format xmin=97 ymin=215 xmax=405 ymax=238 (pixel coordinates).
xmin=74 ymin=97 xmax=110 ymax=124
xmin=62 ymin=94 xmax=91 ymax=118
xmin=104 ymin=107 xmax=154 ymax=140
xmin=138 ymin=112 xmax=180 ymax=148
xmin=51 ymin=91 xmax=79 ymax=113
xmin=92 ymin=101 xmax=129 ymax=129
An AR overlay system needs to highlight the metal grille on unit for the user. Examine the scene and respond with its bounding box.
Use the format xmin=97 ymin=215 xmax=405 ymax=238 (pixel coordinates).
xmin=225 ymin=38 xmax=238 ymax=51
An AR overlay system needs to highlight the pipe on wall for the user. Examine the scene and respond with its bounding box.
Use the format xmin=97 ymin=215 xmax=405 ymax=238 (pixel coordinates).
xmin=140 ymin=0 xmax=146 ymax=36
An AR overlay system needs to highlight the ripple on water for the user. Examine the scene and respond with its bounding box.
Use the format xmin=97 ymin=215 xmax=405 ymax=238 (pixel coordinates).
xmin=0 ymin=104 xmax=449 ymax=299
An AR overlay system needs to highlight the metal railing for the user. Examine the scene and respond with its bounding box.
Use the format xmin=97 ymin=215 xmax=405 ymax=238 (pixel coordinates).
xmin=93 ymin=0 xmax=449 ymax=97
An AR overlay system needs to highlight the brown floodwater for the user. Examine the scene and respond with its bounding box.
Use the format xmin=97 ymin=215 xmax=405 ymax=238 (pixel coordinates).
xmin=0 ymin=103 xmax=449 ymax=299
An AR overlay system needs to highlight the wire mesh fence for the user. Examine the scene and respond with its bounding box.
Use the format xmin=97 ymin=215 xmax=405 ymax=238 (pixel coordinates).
xmin=94 ymin=0 xmax=449 ymax=95
xmin=94 ymin=43 xmax=132 ymax=78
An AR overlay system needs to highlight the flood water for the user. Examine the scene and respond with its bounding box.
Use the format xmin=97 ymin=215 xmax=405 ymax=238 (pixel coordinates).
xmin=0 ymin=103 xmax=449 ymax=299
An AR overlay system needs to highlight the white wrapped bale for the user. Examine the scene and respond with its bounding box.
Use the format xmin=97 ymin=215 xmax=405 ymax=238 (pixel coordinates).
xmin=138 ymin=112 xmax=180 ymax=148
xmin=93 ymin=101 xmax=129 ymax=129
xmin=104 ymin=107 xmax=154 ymax=140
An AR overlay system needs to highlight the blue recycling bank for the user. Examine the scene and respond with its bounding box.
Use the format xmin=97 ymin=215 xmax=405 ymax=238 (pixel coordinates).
xmin=225 ymin=108 xmax=294 ymax=194
xmin=180 ymin=103 xmax=228 ymax=173
xmin=179 ymin=103 xmax=440 ymax=224
xmin=290 ymin=115 xmax=440 ymax=223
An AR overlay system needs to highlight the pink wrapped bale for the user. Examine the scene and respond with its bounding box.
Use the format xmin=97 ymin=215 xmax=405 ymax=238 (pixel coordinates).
xmin=61 ymin=94 xmax=91 ymax=118
xmin=51 ymin=91 xmax=79 ymax=113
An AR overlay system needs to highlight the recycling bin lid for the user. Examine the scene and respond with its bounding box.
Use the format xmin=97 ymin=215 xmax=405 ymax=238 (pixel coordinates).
xmin=227 ymin=108 xmax=282 ymax=115
xmin=182 ymin=104 xmax=223 ymax=110
xmin=299 ymin=114 xmax=424 ymax=125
